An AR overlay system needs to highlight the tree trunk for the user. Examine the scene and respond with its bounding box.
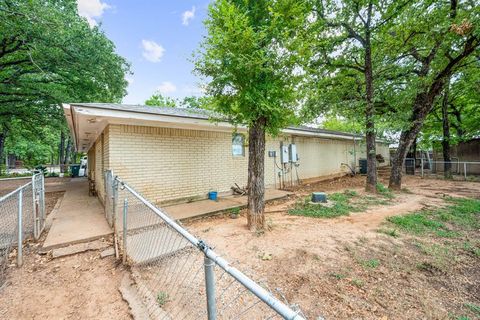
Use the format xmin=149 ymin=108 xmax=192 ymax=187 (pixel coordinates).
xmin=389 ymin=95 xmax=435 ymax=190
xmin=59 ymin=131 xmax=65 ymax=173
xmin=0 ymin=131 xmax=6 ymax=175
xmin=64 ymin=137 xmax=72 ymax=172
xmin=441 ymin=84 xmax=452 ymax=179
xmin=364 ymin=31 xmax=377 ymax=193
xmin=247 ymin=117 xmax=266 ymax=231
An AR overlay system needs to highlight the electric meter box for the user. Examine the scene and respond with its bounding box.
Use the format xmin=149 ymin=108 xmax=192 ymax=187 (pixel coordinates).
xmin=280 ymin=144 xmax=289 ymax=163
xmin=289 ymin=144 xmax=298 ymax=162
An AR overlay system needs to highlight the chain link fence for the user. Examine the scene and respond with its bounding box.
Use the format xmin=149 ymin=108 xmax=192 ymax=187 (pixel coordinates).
xmin=404 ymin=158 xmax=480 ymax=181
xmin=0 ymin=173 xmax=45 ymax=283
xmin=104 ymin=170 xmax=306 ymax=319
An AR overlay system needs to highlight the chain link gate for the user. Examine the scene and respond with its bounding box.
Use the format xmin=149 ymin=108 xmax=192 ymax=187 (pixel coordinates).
xmin=104 ymin=171 xmax=306 ymax=320
xmin=32 ymin=173 xmax=46 ymax=240
xmin=0 ymin=172 xmax=45 ymax=283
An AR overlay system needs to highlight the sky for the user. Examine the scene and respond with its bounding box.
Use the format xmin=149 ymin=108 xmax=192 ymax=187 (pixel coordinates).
xmin=77 ymin=0 xmax=210 ymax=104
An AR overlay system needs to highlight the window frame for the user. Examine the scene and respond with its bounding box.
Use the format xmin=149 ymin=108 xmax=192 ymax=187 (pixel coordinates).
xmin=232 ymin=133 xmax=245 ymax=157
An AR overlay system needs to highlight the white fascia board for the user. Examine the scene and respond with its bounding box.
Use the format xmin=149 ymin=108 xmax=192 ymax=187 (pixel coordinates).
xmin=282 ymin=128 xmax=357 ymax=141
xmin=73 ymin=106 xmax=246 ymax=133
xmin=62 ymin=104 xmax=78 ymax=151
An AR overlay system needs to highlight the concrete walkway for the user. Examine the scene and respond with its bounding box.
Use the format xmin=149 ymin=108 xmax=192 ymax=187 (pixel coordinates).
xmin=164 ymin=189 xmax=291 ymax=220
xmin=43 ymin=178 xmax=112 ymax=250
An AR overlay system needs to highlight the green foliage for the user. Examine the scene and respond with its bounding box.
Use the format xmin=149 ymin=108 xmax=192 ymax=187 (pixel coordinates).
xmin=387 ymin=198 xmax=480 ymax=236
xmin=179 ymin=96 xmax=211 ymax=109
xmin=195 ymin=0 xmax=310 ymax=135
xmin=0 ymin=0 xmax=130 ymax=165
xmin=376 ymin=183 xmax=394 ymax=199
xmin=229 ymin=207 xmax=240 ymax=215
xmin=156 ymin=291 xmax=169 ymax=307
xmin=360 ymin=258 xmax=380 ymax=269
xmin=145 ymin=93 xmax=177 ymax=107
xmin=321 ymin=116 xmax=364 ymax=134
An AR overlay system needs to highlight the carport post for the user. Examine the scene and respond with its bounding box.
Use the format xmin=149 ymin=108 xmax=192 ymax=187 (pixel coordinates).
xmin=122 ymin=198 xmax=128 ymax=264
xmin=464 ymin=162 xmax=467 ymax=180
xmin=17 ymin=188 xmax=23 ymax=267
xmin=204 ymin=255 xmax=217 ymax=320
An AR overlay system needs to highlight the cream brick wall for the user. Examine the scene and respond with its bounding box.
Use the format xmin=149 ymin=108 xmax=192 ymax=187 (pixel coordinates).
xmin=94 ymin=133 xmax=105 ymax=203
xmin=89 ymin=124 xmax=390 ymax=204
xmin=107 ymin=124 xmax=286 ymax=203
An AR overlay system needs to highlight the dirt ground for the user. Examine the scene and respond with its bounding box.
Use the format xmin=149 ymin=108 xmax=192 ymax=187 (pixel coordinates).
xmin=0 ymin=187 xmax=131 ymax=320
xmin=0 ymin=176 xmax=69 ymax=197
xmin=186 ymin=175 xmax=480 ymax=319
xmin=0 ymin=247 xmax=131 ymax=320
xmin=0 ymin=175 xmax=478 ymax=319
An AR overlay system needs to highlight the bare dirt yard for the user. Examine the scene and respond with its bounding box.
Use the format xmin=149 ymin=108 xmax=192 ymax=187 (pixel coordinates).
xmin=0 ymin=180 xmax=130 ymax=320
xmin=0 ymin=175 xmax=478 ymax=319
xmin=186 ymin=175 xmax=480 ymax=320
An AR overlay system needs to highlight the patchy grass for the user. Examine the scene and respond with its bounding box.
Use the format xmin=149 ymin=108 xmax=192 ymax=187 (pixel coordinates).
xmin=376 ymin=183 xmax=394 ymax=199
xmin=377 ymin=228 xmax=399 ymax=237
xmin=359 ymin=258 xmax=380 ymax=269
xmin=289 ymin=189 xmax=394 ymax=218
xmin=156 ymin=291 xmax=169 ymax=307
xmin=387 ymin=198 xmax=480 ymax=237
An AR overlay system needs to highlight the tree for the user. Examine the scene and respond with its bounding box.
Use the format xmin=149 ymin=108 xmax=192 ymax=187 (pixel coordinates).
xmin=0 ymin=0 xmax=130 ymax=171
xmin=178 ymin=95 xmax=211 ymax=109
xmin=145 ymin=93 xmax=177 ymax=107
xmin=304 ymin=0 xmax=409 ymax=192
xmin=195 ymin=0 xmax=309 ymax=230
xmin=419 ymin=63 xmax=480 ymax=177
xmin=387 ymin=0 xmax=479 ymax=189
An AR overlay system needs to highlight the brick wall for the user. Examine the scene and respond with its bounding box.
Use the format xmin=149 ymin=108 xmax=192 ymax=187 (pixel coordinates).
xmin=89 ymin=124 xmax=390 ymax=204
xmin=94 ymin=133 xmax=105 ymax=203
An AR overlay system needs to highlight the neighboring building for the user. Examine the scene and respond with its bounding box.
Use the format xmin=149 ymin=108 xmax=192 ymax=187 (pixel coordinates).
xmin=63 ymin=103 xmax=390 ymax=205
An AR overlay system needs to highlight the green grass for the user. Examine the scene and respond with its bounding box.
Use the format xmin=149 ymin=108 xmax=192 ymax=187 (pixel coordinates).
xmin=156 ymin=291 xmax=169 ymax=307
xmin=376 ymin=183 xmax=394 ymax=199
xmin=360 ymin=258 xmax=380 ymax=269
xmin=464 ymin=302 xmax=480 ymax=315
xmin=289 ymin=189 xmax=393 ymax=218
xmin=377 ymin=228 xmax=399 ymax=237
xmin=289 ymin=190 xmax=358 ymax=218
xmin=387 ymin=198 xmax=480 ymax=237
xmin=351 ymin=278 xmax=364 ymax=288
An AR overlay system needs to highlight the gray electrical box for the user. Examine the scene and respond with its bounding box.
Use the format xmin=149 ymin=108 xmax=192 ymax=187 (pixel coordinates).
xmin=268 ymin=150 xmax=276 ymax=158
xmin=280 ymin=144 xmax=289 ymax=163
xmin=289 ymin=144 xmax=298 ymax=162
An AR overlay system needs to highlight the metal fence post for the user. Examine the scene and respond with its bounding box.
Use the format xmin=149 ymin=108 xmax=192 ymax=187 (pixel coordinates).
xmin=204 ymin=256 xmax=217 ymax=320
xmin=32 ymin=174 xmax=38 ymax=239
xmin=17 ymin=188 xmax=23 ymax=267
xmin=123 ymin=198 xmax=128 ymax=264
xmin=112 ymin=178 xmax=118 ymax=230
xmin=420 ymin=158 xmax=424 ymax=177
xmin=464 ymin=162 xmax=467 ymax=180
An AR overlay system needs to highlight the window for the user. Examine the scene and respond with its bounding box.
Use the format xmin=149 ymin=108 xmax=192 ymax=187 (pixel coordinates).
xmin=232 ymin=133 xmax=245 ymax=157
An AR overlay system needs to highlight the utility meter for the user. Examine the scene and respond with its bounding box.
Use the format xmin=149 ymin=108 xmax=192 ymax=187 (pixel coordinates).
xmin=289 ymin=144 xmax=298 ymax=162
xmin=280 ymin=144 xmax=289 ymax=164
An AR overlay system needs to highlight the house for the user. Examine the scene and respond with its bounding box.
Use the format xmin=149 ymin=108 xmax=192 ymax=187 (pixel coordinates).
xmin=63 ymin=103 xmax=390 ymax=205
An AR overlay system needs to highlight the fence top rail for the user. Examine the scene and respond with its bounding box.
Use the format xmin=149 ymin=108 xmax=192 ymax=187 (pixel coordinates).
xmin=115 ymin=176 xmax=305 ymax=320
xmin=0 ymin=181 xmax=32 ymax=202
xmin=406 ymin=159 xmax=480 ymax=165
xmin=0 ymin=176 xmax=33 ymax=181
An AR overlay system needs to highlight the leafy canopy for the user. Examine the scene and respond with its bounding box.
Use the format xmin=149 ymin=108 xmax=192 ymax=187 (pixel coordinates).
xmin=195 ymin=0 xmax=310 ymax=134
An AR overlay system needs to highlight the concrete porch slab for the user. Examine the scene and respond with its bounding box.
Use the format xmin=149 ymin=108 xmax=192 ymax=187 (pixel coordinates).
xmin=42 ymin=178 xmax=112 ymax=251
xmin=163 ymin=189 xmax=291 ymax=221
